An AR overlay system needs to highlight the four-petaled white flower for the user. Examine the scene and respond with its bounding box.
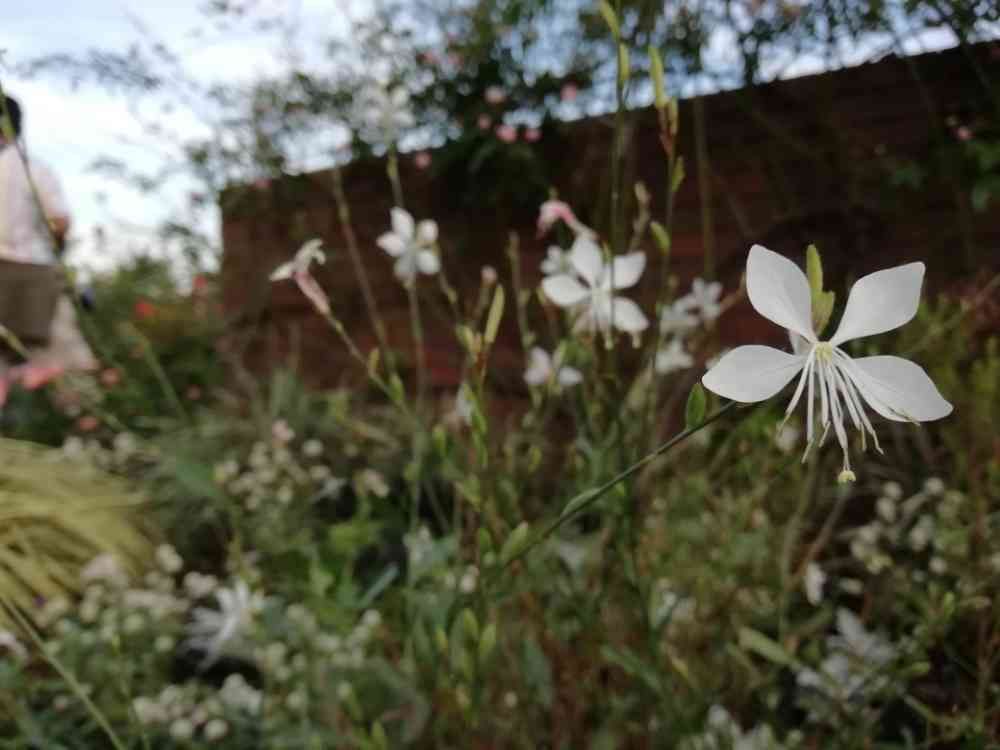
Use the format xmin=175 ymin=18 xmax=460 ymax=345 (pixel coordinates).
xmin=186 ymin=579 xmax=263 ymax=664
xmin=677 ymin=278 xmax=723 ymax=321
xmin=702 ymin=245 xmax=952 ymax=482
xmin=376 ymin=208 xmax=441 ymax=285
xmin=541 ymin=234 xmax=649 ymax=345
xmin=654 ymin=338 xmax=693 ymax=375
xmin=524 ymin=347 xmax=583 ymax=389
xmin=270 ymin=239 xmax=330 ymax=315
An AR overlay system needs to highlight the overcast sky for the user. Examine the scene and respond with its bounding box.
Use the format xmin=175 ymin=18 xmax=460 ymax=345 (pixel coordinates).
xmin=2 ymin=0 xmax=364 ymax=277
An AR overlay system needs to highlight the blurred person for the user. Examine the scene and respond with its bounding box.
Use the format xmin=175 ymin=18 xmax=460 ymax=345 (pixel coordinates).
xmin=0 ymin=93 xmax=96 ymax=407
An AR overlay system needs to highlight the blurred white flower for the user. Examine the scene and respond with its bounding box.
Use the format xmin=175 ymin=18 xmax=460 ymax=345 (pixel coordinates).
xmin=186 ymin=580 xmax=262 ymax=664
xmin=81 ymin=554 xmax=129 ymax=588
xmin=219 ymin=674 xmax=262 ymax=714
xmin=183 ymin=572 xmax=219 ymax=599
xmin=204 ymin=718 xmax=229 ymax=741
xmin=0 ymin=630 xmax=26 ymax=660
xmin=659 ymin=302 xmax=699 ymax=335
xmin=376 ymin=208 xmax=440 ymax=284
xmin=654 ymin=338 xmax=693 ymax=375
xmin=677 ymin=278 xmax=723 ymax=321
xmin=271 ymin=419 xmax=295 ymax=444
xmin=360 ymin=85 xmax=414 ymax=137
xmin=703 ymin=245 xmax=952 ymax=482
xmin=484 ymin=85 xmax=506 ymax=104
xmin=270 ymin=239 xmax=330 ymax=315
xmin=804 ymin=562 xmax=826 ymax=605
xmin=542 ymin=235 xmax=648 ymax=344
xmin=156 ymin=544 xmax=183 ymax=575
xmin=523 ymin=347 xmax=583 ymax=389
xmin=540 ymin=245 xmax=573 ymax=276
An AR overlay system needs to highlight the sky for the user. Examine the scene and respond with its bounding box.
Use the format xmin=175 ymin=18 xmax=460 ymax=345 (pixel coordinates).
xmin=1 ymin=0 xmax=365 ymax=277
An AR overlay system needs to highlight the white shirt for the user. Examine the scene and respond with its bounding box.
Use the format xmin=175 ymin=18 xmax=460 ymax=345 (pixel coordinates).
xmin=0 ymin=145 xmax=69 ymax=264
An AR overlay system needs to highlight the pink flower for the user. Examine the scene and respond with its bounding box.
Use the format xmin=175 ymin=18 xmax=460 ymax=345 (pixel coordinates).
xmin=77 ymin=415 xmax=100 ymax=433
xmin=485 ymin=86 xmax=506 ymax=105
xmin=477 ymin=114 xmax=492 ymax=131
xmin=537 ymin=200 xmax=595 ymax=238
xmin=956 ymin=126 xmax=973 ymax=142
xmin=100 ymin=368 xmax=121 ymax=388
xmin=560 ymin=83 xmax=579 ymax=102
xmin=495 ymin=124 xmax=517 ymax=143
xmin=414 ymin=151 xmax=432 ymax=170
xmin=524 ymin=128 xmax=541 ymax=143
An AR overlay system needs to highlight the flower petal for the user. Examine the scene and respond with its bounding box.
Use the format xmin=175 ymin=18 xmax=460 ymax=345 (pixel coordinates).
xmin=557 ymin=367 xmax=583 ymax=387
xmin=377 ymin=232 xmax=406 ymax=257
xmin=394 ymin=253 xmax=418 ymax=283
xmin=416 ymin=250 xmax=440 ymax=275
xmin=746 ymin=245 xmax=816 ymax=341
xmin=568 ymin=235 xmax=604 ymax=287
xmin=847 ymin=355 xmax=952 ymax=422
xmin=610 ymin=297 xmax=649 ymax=333
xmin=269 ymin=261 xmax=294 ymax=281
xmin=610 ymin=252 xmax=646 ymax=290
xmin=830 ymin=262 xmax=924 ymax=345
xmin=542 ymin=274 xmax=589 ymax=307
xmin=524 ymin=347 xmax=551 ymax=385
xmin=390 ymin=207 xmax=414 ymax=240
xmin=416 ymin=220 xmax=438 ymax=246
xmin=296 ymin=238 xmax=325 ymax=267
xmin=702 ymin=345 xmax=807 ymax=402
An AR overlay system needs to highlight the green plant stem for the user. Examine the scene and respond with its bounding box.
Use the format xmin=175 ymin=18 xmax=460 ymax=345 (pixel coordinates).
xmin=122 ymin=322 xmax=189 ymax=423
xmin=1 ymin=599 xmax=128 ymax=750
xmin=330 ymin=168 xmax=392 ymax=363
xmin=500 ymin=400 xmax=740 ymax=571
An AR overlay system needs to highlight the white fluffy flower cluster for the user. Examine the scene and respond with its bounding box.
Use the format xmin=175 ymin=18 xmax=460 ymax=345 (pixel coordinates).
xmin=796 ymin=609 xmax=897 ymax=718
xmin=679 ymin=704 xmax=794 ymax=750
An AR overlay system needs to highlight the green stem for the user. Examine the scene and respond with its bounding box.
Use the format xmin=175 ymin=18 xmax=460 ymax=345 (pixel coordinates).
xmin=500 ymin=400 xmax=740 ymax=570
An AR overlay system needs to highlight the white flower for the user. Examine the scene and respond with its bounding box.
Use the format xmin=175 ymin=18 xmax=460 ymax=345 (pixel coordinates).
xmin=155 ymin=544 xmax=183 ymax=574
xmin=0 ymin=630 xmax=27 ymax=660
xmin=360 ymin=85 xmax=414 ymax=137
xmin=654 ymin=338 xmax=693 ymax=375
xmin=540 ymin=245 xmax=573 ymax=276
xmin=541 ymin=235 xmax=649 ymax=344
xmin=80 ymin=554 xmax=129 ymax=588
xmin=804 ymin=562 xmax=826 ymax=605
xmin=677 ymin=278 xmax=723 ymax=321
xmin=659 ymin=302 xmax=699 ymax=335
xmin=376 ymin=208 xmax=440 ymax=284
xmin=186 ymin=580 xmax=261 ymax=663
xmin=270 ymin=239 xmax=330 ymax=315
xmin=203 ymin=718 xmax=228 ymax=741
xmin=702 ymin=245 xmax=952 ymax=481
xmin=218 ymin=674 xmax=262 ymax=714
xmin=523 ymin=347 xmax=583 ymax=389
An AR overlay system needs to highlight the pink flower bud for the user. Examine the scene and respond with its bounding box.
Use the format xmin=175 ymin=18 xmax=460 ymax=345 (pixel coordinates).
xmin=524 ymin=128 xmax=541 ymax=143
xmin=477 ymin=114 xmax=492 ymax=131
xmin=485 ymin=86 xmax=506 ymax=105
xmin=495 ymin=124 xmax=517 ymax=143
xmin=414 ymin=151 xmax=432 ymax=169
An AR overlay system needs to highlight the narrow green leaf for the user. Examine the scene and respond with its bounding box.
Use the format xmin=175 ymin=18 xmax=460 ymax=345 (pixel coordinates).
xmin=649 ymin=45 xmax=666 ymax=110
xmin=650 ymin=222 xmax=671 ymax=258
xmin=684 ymin=383 xmax=707 ymax=429
xmin=738 ymin=627 xmax=797 ymax=668
xmin=499 ymin=521 xmax=531 ymax=565
xmin=479 ymin=623 xmax=498 ymax=663
xmin=560 ymin=487 xmax=601 ymax=521
xmin=598 ymin=0 xmax=620 ymax=39
xmin=484 ymin=285 xmax=505 ymax=345
xmin=671 ymin=155 xmax=686 ymax=192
